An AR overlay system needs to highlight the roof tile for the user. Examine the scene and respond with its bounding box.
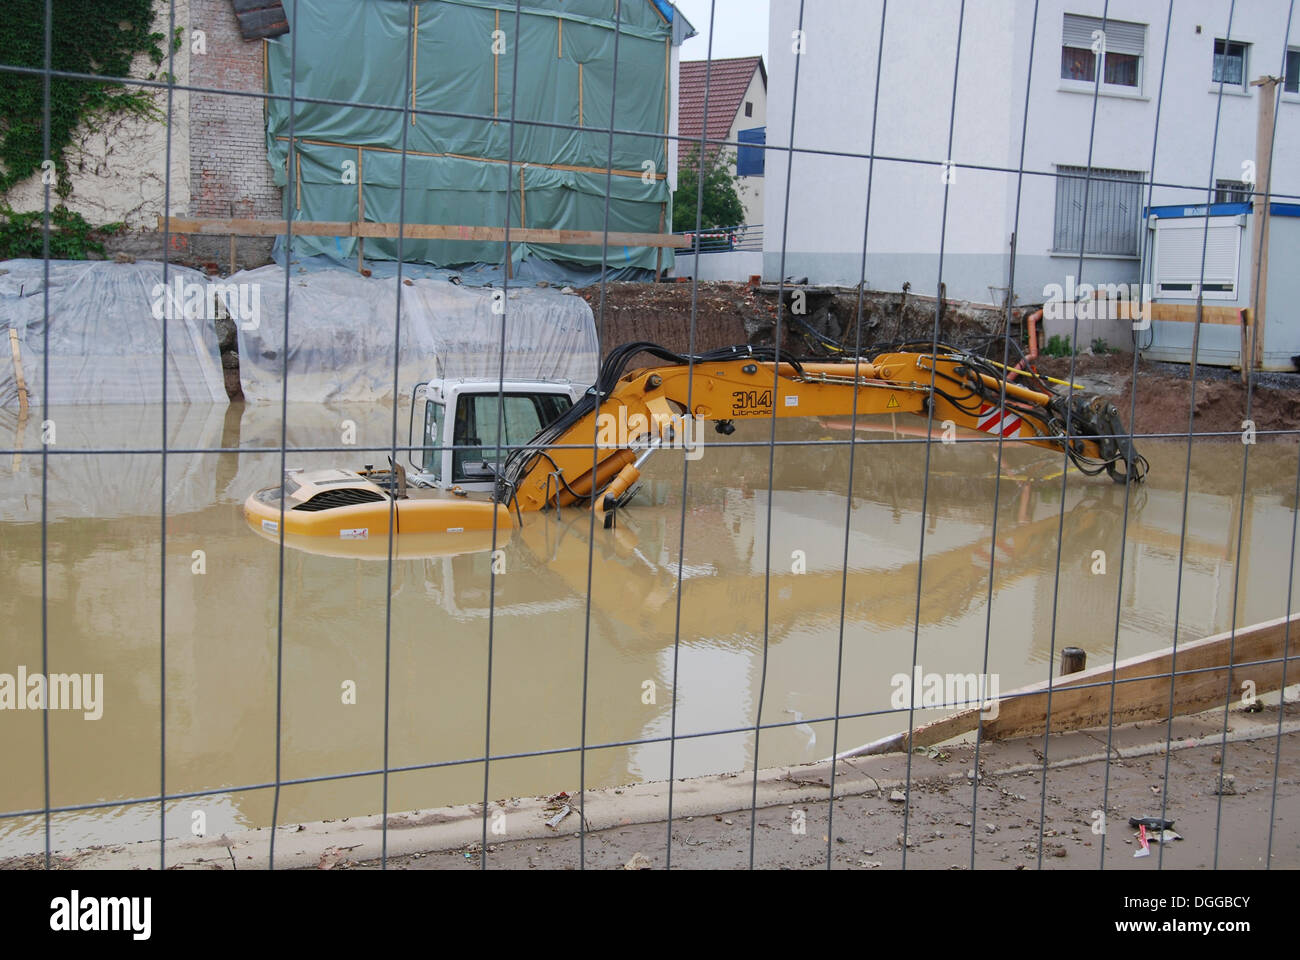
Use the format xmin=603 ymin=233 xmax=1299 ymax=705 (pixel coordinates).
xmin=678 ymin=56 xmax=763 ymax=146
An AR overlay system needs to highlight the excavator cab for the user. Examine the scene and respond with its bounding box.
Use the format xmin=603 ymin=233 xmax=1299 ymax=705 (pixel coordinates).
xmin=409 ymin=378 xmax=580 ymax=493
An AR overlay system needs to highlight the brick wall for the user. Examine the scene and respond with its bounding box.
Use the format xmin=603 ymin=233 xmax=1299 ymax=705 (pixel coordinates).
xmin=189 ymin=0 xmax=281 ymax=223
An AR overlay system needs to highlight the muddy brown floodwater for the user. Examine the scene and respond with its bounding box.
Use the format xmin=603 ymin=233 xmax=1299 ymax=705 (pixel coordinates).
xmin=1 ymin=402 xmax=1297 ymax=857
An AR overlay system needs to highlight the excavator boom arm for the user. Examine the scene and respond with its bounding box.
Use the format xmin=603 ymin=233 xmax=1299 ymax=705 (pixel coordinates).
xmin=500 ymin=345 xmax=1145 ymax=515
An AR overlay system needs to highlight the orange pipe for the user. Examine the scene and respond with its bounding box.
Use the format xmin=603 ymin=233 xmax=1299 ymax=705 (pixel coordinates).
xmin=1008 ymin=308 xmax=1042 ymax=382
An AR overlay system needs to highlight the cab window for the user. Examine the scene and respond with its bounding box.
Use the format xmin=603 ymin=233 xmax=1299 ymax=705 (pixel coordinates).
xmin=452 ymin=393 xmax=571 ymax=481
xmin=422 ymin=401 xmax=444 ymax=479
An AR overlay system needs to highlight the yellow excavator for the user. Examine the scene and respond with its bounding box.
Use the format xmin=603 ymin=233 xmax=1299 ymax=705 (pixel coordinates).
xmin=243 ymin=340 xmax=1147 ymax=541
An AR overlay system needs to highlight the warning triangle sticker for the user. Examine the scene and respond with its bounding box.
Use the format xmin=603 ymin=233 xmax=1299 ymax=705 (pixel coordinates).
xmin=886 ymin=393 xmax=899 ymax=409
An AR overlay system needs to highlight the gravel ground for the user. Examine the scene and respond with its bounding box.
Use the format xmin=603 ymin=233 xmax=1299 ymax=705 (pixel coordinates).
xmin=353 ymin=704 xmax=1299 ymax=871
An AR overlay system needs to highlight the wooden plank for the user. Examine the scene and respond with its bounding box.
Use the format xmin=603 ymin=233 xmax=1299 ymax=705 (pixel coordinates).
xmin=410 ymin=4 xmax=419 ymax=125
xmin=655 ymin=204 xmax=664 ymax=281
xmin=841 ymin=613 xmax=1300 ymax=758
xmin=663 ymin=38 xmax=671 ymax=167
xmin=9 ymin=328 xmax=28 ymax=414
xmin=160 ymin=216 xmax=691 ymax=248
xmin=1250 ymin=76 xmax=1278 ymax=372
xmin=356 ymin=147 xmax=365 ymax=274
xmin=273 ymin=136 xmax=665 ymax=180
xmin=1148 ymin=302 xmax=1243 ymax=326
xmin=1240 ymin=308 xmax=1250 ymax=384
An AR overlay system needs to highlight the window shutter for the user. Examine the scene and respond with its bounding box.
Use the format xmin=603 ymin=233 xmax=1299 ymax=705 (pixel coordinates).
xmin=1155 ymin=219 xmax=1241 ymax=286
xmin=1062 ymin=14 xmax=1145 ymax=55
xmin=1103 ymin=20 xmax=1145 ymax=56
xmin=1062 ymin=14 xmax=1096 ymax=48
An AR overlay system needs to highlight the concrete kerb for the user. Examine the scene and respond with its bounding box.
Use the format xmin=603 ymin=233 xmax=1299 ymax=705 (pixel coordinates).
xmin=23 ymin=708 xmax=1299 ymax=870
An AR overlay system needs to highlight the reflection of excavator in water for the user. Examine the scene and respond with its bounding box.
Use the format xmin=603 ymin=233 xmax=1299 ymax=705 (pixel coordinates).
xmin=513 ymin=490 xmax=1125 ymax=642
xmin=244 ymin=340 xmax=1148 ymax=541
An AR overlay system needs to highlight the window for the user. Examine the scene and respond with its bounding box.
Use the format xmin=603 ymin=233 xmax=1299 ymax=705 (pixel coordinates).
xmin=1053 ymin=166 xmax=1144 ymax=256
xmin=1060 ymin=14 xmax=1145 ymax=89
xmin=1213 ymin=39 xmax=1248 ymax=87
xmin=1215 ymin=179 xmax=1252 ymax=204
xmin=421 ymin=400 xmax=444 ymax=479
xmin=744 ymin=100 xmax=753 ymax=117
xmin=1286 ymin=48 xmax=1299 ymax=94
xmin=451 ymin=393 xmax=571 ymax=482
xmin=737 ymin=126 xmax=765 ymax=177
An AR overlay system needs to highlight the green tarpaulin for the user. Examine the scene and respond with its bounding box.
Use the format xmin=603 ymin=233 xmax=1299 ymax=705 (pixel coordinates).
xmin=265 ymin=0 xmax=673 ymax=271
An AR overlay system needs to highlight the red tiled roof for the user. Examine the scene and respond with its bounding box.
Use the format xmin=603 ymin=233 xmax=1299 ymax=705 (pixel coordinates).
xmin=678 ymin=56 xmax=764 ymax=145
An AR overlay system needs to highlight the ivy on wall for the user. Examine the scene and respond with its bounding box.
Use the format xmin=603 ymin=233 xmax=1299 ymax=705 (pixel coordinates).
xmin=0 ymin=204 xmax=125 ymax=259
xmin=0 ymin=0 xmax=175 ymax=199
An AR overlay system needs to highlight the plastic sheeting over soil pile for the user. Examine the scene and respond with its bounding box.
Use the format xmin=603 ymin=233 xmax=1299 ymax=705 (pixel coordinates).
xmin=0 ymin=260 xmax=227 ymax=407
xmin=234 ymin=264 xmax=599 ymax=403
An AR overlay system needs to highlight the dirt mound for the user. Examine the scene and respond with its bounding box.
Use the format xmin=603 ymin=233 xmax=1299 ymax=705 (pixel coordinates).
xmin=577 ymin=282 xmax=1300 ymax=441
xmin=1037 ymin=354 xmax=1300 ymax=439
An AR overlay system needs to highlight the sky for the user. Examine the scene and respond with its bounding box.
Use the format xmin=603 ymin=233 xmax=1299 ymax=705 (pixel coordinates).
xmin=672 ymin=0 xmax=770 ymax=64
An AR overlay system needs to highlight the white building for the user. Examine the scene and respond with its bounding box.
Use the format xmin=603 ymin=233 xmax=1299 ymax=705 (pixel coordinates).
xmin=764 ymin=0 xmax=1300 ymax=314
xmin=677 ymin=56 xmax=768 ymax=228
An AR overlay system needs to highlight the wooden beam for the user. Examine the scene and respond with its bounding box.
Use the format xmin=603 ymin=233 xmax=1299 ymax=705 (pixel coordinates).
xmin=160 ymin=216 xmax=691 ymax=248
xmin=273 ymin=136 xmax=666 ymax=181
xmin=663 ymin=37 xmax=671 ymax=167
xmin=840 ymin=613 xmax=1300 ymax=758
xmin=9 ymin=328 xmax=28 ymax=414
xmin=1239 ymin=308 xmax=1250 ymax=384
xmin=1250 ymin=76 xmax=1279 ymax=371
xmin=1148 ymin=303 xmax=1244 ymax=326
xmin=410 ymin=3 xmax=419 ymax=125
xmin=655 ymin=201 xmax=665 ymax=278
xmin=519 ymin=166 xmax=526 ymax=229
xmin=357 ymin=146 xmax=365 ymax=274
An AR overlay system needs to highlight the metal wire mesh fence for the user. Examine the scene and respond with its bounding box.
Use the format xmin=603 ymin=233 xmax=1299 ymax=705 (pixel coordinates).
xmin=1 ymin=0 xmax=1298 ymax=873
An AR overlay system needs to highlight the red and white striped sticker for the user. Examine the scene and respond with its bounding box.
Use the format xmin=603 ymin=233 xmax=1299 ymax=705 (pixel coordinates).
xmin=976 ymin=403 xmax=1023 ymax=438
